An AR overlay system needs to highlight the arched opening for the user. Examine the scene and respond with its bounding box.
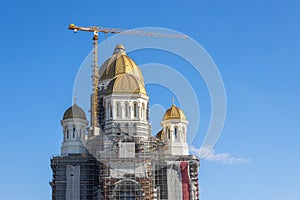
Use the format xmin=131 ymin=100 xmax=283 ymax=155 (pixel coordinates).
xmin=73 ymin=127 xmax=76 ymax=138
xmin=125 ymin=102 xmax=129 ymax=117
xmin=116 ymin=102 xmax=121 ymax=118
xmin=67 ymin=130 xmax=69 ymax=139
xmin=174 ymin=126 xmax=178 ymax=140
xmin=167 ymin=127 xmax=171 ymax=140
xmin=113 ymin=179 xmax=144 ymax=200
xmin=108 ymin=102 xmax=112 ymax=118
xmin=133 ymin=102 xmax=138 ymax=118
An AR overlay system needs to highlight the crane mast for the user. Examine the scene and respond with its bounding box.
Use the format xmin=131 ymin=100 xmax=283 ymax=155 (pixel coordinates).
xmin=91 ymin=31 xmax=99 ymax=128
xmin=68 ymin=23 xmax=188 ymax=132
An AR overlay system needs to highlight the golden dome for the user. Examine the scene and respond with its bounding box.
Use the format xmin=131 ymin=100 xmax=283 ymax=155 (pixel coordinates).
xmin=163 ymin=105 xmax=186 ymax=120
xmin=63 ymin=104 xmax=86 ymax=120
xmin=99 ymin=44 xmax=144 ymax=82
xmin=106 ymin=73 xmax=147 ymax=95
xmin=155 ymin=129 xmax=164 ymax=140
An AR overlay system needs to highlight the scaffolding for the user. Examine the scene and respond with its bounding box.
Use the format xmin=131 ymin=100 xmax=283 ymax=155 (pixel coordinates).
xmin=50 ymin=131 xmax=199 ymax=200
xmin=50 ymin=154 xmax=100 ymax=200
xmin=82 ymin=130 xmax=200 ymax=200
xmin=86 ymin=131 xmax=155 ymax=200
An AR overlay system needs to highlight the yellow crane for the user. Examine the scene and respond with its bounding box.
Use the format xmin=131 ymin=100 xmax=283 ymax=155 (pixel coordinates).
xmin=68 ymin=23 xmax=188 ymax=129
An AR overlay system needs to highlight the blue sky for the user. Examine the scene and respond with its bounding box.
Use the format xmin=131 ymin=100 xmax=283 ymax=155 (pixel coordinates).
xmin=0 ymin=1 xmax=299 ymax=200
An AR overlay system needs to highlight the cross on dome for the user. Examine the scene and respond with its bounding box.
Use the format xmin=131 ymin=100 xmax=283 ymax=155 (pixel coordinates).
xmin=73 ymin=96 xmax=78 ymax=105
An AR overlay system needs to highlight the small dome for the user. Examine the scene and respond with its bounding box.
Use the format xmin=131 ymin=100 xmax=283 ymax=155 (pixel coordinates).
xmin=155 ymin=129 xmax=164 ymax=140
xmin=63 ymin=104 xmax=86 ymax=120
xmin=106 ymin=73 xmax=146 ymax=95
xmin=99 ymin=44 xmax=144 ymax=82
xmin=163 ymin=105 xmax=186 ymax=120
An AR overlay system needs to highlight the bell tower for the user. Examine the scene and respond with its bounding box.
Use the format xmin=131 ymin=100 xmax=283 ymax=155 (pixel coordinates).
xmin=160 ymin=103 xmax=189 ymax=155
xmin=60 ymin=103 xmax=88 ymax=155
xmin=50 ymin=103 xmax=100 ymax=200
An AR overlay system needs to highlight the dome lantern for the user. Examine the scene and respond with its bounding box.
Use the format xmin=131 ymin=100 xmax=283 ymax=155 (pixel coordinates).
xmin=113 ymin=44 xmax=126 ymax=54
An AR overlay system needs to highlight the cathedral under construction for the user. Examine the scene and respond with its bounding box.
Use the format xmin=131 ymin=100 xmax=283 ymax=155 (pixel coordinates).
xmin=50 ymin=44 xmax=200 ymax=200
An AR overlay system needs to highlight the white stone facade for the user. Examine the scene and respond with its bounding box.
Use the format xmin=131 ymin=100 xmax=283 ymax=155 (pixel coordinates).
xmin=161 ymin=118 xmax=189 ymax=156
xmin=60 ymin=117 xmax=88 ymax=155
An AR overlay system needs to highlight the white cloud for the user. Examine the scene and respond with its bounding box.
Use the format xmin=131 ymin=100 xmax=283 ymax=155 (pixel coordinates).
xmin=189 ymin=146 xmax=250 ymax=165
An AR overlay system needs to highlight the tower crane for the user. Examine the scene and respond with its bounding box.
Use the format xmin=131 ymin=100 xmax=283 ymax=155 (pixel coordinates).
xmin=68 ymin=23 xmax=188 ymax=131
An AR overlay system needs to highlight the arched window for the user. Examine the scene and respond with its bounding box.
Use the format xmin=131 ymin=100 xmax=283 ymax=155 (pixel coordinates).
xmin=116 ymin=102 xmax=121 ymax=118
xmin=174 ymin=126 xmax=178 ymax=140
xmin=113 ymin=180 xmax=143 ymax=199
xmin=125 ymin=102 xmax=129 ymax=117
xmin=133 ymin=102 xmax=138 ymax=118
xmin=108 ymin=102 xmax=112 ymax=118
xmin=167 ymin=127 xmax=171 ymax=140
xmin=73 ymin=127 xmax=76 ymax=138
xmin=67 ymin=130 xmax=69 ymax=139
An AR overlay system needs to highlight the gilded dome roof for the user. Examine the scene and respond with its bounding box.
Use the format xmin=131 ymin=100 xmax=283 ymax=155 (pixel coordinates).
xmin=163 ymin=105 xmax=186 ymax=120
xmin=63 ymin=104 xmax=87 ymax=120
xmin=106 ymin=73 xmax=146 ymax=95
xmin=155 ymin=129 xmax=164 ymax=140
xmin=99 ymin=44 xmax=144 ymax=82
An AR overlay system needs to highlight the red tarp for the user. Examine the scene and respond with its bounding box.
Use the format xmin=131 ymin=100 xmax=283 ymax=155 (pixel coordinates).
xmin=180 ymin=162 xmax=190 ymax=200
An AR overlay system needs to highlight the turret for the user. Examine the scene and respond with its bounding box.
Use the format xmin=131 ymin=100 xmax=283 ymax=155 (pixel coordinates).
xmin=159 ymin=103 xmax=189 ymax=155
xmin=60 ymin=103 xmax=88 ymax=155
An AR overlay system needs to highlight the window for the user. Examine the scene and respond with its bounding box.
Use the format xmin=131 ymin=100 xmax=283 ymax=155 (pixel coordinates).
xmin=108 ymin=102 xmax=112 ymax=118
xmin=73 ymin=127 xmax=75 ymax=138
xmin=67 ymin=130 xmax=69 ymax=139
xmin=167 ymin=127 xmax=170 ymax=140
xmin=116 ymin=102 xmax=120 ymax=117
xmin=125 ymin=102 xmax=129 ymax=117
xmin=174 ymin=127 xmax=178 ymax=140
xmin=133 ymin=102 xmax=138 ymax=118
